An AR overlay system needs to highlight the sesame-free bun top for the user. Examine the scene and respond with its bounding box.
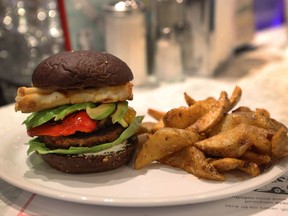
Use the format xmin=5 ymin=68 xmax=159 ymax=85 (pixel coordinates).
xmin=32 ymin=51 xmax=133 ymax=90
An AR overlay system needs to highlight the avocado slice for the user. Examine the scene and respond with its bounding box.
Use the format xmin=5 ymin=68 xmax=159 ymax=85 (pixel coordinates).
xmin=111 ymin=101 xmax=128 ymax=126
xmin=86 ymin=103 xmax=116 ymax=120
xmin=54 ymin=102 xmax=95 ymax=121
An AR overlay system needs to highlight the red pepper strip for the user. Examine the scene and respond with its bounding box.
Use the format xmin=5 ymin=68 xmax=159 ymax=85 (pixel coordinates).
xmin=27 ymin=111 xmax=97 ymax=137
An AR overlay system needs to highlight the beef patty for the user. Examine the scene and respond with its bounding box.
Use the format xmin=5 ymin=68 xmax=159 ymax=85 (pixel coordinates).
xmin=38 ymin=124 xmax=125 ymax=149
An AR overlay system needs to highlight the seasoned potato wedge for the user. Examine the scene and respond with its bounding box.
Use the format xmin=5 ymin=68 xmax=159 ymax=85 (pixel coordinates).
xmin=160 ymin=146 xmax=224 ymax=181
xmin=271 ymin=127 xmax=288 ymax=161
xmin=163 ymin=106 xmax=197 ymax=129
xmin=134 ymin=128 xmax=202 ymax=169
xmin=209 ymin=158 xmax=260 ymax=177
xmin=184 ymin=92 xmax=196 ymax=106
xmin=194 ymin=124 xmax=253 ymax=157
xmin=163 ymin=97 xmax=216 ymax=129
xmin=187 ymin=91 xmax=230 ymax=133
xmin=147 ymin=108 xmax=166 ymax=121
xmin=195 ymin=124 xmax=273 ymax=157
xmin=229 ymin=85 xmax=242 ymax=110
xmin=134 ymin=86 xmax=288 ymax=181
xmin=208 ymin=111 xmax=286 ymax=137
xmin=240 ymin=151 xmax=271 ymax=165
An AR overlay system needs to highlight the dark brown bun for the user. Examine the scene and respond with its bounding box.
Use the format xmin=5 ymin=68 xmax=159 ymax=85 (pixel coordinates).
xmin=32 ymin=51 xmax=133 ymax=90
xmin=40 ymin=139 xmax=137 ymax=174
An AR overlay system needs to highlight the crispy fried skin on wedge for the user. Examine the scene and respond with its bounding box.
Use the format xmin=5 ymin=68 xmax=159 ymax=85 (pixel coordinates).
xmin=134 ymin=128 xmax=203 ymax=169
xmin=160 ymin=146 xmax=224 ymax=181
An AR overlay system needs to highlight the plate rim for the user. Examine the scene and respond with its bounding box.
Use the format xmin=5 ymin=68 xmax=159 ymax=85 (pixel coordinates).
xmin=1 ymin=162 xmax=287 ymax=207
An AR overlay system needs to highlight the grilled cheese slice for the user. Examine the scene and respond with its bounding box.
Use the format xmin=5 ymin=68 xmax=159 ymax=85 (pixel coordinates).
xmin=15 ymin=82 xmax=133 ymax=113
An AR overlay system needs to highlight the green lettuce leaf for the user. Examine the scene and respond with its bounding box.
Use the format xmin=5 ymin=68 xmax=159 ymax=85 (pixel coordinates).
xmin=27 ymin=115 xmax=144 ymax=155
xmin=23 ymin=103 xmax=96 ymax=129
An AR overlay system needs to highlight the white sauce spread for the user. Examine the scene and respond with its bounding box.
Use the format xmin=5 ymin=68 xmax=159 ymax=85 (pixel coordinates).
xmin=80 ymin=141 xmax=127 ymax=157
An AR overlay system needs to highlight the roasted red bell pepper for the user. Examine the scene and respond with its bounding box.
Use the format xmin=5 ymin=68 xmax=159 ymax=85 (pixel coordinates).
xmin=27 ymin=111 xmax=97 ymax=137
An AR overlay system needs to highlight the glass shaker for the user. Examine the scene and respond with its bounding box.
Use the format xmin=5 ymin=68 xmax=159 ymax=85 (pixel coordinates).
xmin=151 ymin=0 xmax=185 ymax=83
xmin=103 ymin=0 xmax=148 ymax=86
xmin=154 ymin=27 xmax=183 ymax=82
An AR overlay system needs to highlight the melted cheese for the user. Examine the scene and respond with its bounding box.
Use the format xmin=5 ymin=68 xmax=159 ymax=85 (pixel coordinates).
xmin=15 ymin=82 xmax=133 ymax=113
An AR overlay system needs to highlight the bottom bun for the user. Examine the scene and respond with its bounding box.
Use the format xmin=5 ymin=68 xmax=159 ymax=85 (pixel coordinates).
xmin=41 ymin=138 xmax=137 ymax=174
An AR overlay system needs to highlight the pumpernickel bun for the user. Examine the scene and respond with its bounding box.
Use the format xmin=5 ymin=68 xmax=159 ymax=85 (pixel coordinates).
xmin=41 ymin=137 xmax=137 ymax=174
xmin=32 ymin=51 xmax=133 ymax=89
xmin=15 ymin=51 xmax=143 ymax=174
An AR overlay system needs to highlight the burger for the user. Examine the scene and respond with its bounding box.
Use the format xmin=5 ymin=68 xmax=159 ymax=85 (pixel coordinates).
xmin=15 ymin=50 xmax=143 ymax=174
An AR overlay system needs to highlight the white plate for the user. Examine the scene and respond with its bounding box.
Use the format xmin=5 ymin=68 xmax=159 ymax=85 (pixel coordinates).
xmin=1 ymin=101 xmax=288 ymax=207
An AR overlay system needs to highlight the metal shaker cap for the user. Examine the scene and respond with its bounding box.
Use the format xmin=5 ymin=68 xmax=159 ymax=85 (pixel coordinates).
xmin=154 ymin=0 xmax=184 ymax=29
xmin=103 ymin=0 xmax=144 ymax=15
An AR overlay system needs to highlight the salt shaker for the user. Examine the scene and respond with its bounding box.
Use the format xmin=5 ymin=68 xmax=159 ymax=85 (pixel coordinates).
xmin=103 ymin=0 xmax=148 ymax=86
xmin=151 ymin=0 xmax=185 ymax=83
xmin=154 ymin=27 xmax=183 ymax=82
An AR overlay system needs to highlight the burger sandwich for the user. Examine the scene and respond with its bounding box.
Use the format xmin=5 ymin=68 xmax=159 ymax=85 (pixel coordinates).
xmin=15 ymin=50 xmax=143 ymax=174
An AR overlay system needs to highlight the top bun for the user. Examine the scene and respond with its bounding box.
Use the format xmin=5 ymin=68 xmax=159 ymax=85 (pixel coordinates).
xmin=32 ymin=51 xmax=133 ymax=89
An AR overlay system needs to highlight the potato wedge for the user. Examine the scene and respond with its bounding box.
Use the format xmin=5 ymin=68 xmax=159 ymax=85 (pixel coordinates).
xmin=137 ymin=121 xmax=157 ymax=134
xmin=184 ymin=92 xmax=196 ymax=106
xmin=194 ymin=124 xmax=273 ymax=157
xmin=151 ymin=119 xmax=165 ymax=133
xmin=163 ymin=97 xmax=216 ymax=129
xmin=209 ymin=158 xmax=260 ymax=177
xmin=160 ymin=146 xmax=224 ymax=181
xmin=208 ymin=111 xmax=286 ymax=137
xmin=134 ymin=128 xmax=202 ymax=169
xmin=232 ymin=106 xmax=252 ymax=113
xmin=194 ymin=124 xmax=252 ymax=157
xmin=247 ymin=128 xmax=272 ymax=155
xmin=163 ymin=106 xmax=196 ymax=129
xmin=255 ymin=108 xmax=270 ymax=118
xmin=187 ymin=91 xmax=230 ymax=133
xmin=240 ymin=151 xmax=271 ymax=165
xmin=229 ymin=85 xmax=242 ymax=110
xmin=147 ymin=108 xmax=166 ymax=121
xmin=271 ymin=127 xmax=288 ymax=161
